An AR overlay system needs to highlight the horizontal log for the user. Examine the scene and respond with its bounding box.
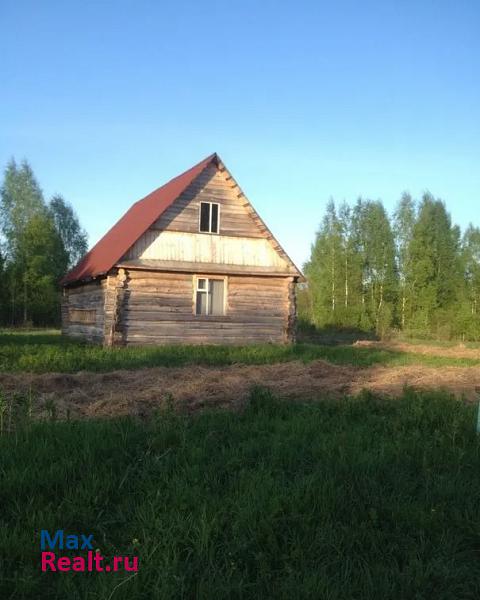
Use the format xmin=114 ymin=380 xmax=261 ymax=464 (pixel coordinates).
xmin=126 ymin=271 xmax=190 ymax=282
xmin=230 ymin=296 xmax=285 ymax=304
xmin=234 ymin=280 xmax=283 ymax=292
xmin=124 ymin=296 xmax=192 ymax=307
xmin=155 ymin=225 xmax=264 ymax=239
xmin=122 ymin=312 xmax=284 ymax=324
xmin=229 ymin=276 xmax=286 ymax=286
xmin=125 ymin=335 xmax=283 ymax=345
xmin=123 ymin=323 xmax=282 ymax=334
xmin=67 ymin=290 xmax=103 ymax=298
xmin=66 ymin=282 xmax=103 ymax=293
xmin=65 ymin=324 xmax=103 ymax=336
xmin=123 ymin=310 xmax=193 ymax=320
xmin=229 ymin=294 xmax=287 ymax=302
xmin=227 ymin=309 xmax=286 ymax=319
xmin=122 ymin=329 xmax=284 ymax=338
xmin=153 ymin=221 xmax=262 ymax=236
xmin=67 ymin=299 xmax=103 ymax=309
xmin=231 ymin=293 xmax=287 ymax=300
xmin=125 ymin=288 xmax=192 ymax=298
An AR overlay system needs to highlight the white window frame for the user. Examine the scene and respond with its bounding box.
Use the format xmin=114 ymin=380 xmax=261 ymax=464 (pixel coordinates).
xmin=198 ymin=201 xmax=220 ymax=234
xmin=193 ymin=275 xmax=227 ymax=316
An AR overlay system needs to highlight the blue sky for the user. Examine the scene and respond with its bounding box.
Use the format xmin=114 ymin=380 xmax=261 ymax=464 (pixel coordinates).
xmin=1 ymin=0 xmax=479 ymax=268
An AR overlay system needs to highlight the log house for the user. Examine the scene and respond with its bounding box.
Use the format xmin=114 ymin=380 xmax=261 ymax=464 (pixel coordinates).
xmin=61 ymin=154 xmax=303 ymax=345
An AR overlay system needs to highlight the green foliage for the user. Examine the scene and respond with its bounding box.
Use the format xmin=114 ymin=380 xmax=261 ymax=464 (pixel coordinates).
xmin=305 ymin=193 xmax=480 ymax=341
xmin=1 ymin=390 xmax=479 ymax=598
xmin=405 ymin=194 xmax=461 ymax=337
xmin=0 ymin=159 xmax=87 ymax=326
xmin=0 ymin=159 xmax=45 ymax=258
xmin=456 ymin=225 xmax=480 ymax=340
xmin=305 ymin=198 xmax=398 ymax=336
xmin=393 ymin=193 xmax=416 ymax=329
xmin=49 ymin=194 xmax=88 ymax=269
xmin=0 ymin=249 xmax=6 ymax=321
xmin=23 ymin=214 xmax=68 ymax=324
xmin=305 ymin=199 xmax=345 ymax=327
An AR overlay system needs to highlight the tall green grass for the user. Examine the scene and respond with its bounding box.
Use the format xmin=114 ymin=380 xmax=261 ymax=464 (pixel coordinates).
xmin=1 ymin=389 xmax=480 ymax=599
xmin=1 ymin=331 xmax=480 ymax=373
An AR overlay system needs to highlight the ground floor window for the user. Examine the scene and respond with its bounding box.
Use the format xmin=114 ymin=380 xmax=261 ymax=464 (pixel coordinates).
xmin=195 ymin=277 xmax=225 ymax=315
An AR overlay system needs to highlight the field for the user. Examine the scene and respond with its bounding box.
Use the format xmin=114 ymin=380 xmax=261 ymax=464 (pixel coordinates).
xmin=2 ymin=331 xmax=480 ymax=374
xmin=1 ymin=331 xmax=480 ymax=599
xmin=2 ymin=331 xmax=480 ymax=420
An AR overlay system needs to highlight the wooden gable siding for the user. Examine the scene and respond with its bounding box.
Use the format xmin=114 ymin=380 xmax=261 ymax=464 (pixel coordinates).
xmin=122 ymin=165 xmax=290 ymax=269
xmin=61 ymin=280 xmax=106 ymax=342
xmin=116 ymin=270 xmax=293 ymax=345
xmin=152 ymin=165 xmax=264 ymax=238
xmin=124 ymin=231 xmax=288 ymax=268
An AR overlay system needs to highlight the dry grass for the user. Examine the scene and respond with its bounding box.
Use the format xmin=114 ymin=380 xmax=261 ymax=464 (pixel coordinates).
xmin=354 ymin=339 xmax=480 ymax=359
xmin=1 ymin=359 xmax=480 ymax=421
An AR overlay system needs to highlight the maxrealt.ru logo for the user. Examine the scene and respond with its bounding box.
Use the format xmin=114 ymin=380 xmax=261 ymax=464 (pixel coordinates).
xmin=40 ymin=530 xmax=139 ymax=573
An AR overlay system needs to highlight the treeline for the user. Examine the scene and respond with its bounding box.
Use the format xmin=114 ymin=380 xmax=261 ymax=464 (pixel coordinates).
xmin=0 ymin=159 xmax=87 ymax=326
xmin=301 ymin=194 xmax=480 ymax=340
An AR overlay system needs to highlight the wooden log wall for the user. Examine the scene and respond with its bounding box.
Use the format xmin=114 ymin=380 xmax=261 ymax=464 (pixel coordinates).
xmin=118 ymin=270 xmax=294 ymax=345
xmin=61 ymin=280 xmax=105 ymax=343
xmin=103 ymin=269 xmax=128 ymax=346
xmin=286 ymin=277 xmax=297 ymax=343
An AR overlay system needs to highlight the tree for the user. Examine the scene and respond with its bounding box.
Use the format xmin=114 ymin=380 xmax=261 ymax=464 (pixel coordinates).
xmin=337 ymin=201 xmax=364 ymax=325
xmin=0 ymin=159 xmax=47 ymax=322
xmin=0 ymin=248 xmax=5 ymax=324
xmin=354 ymin=200 xmax=397 ymax=335
xmin=49 ymin=195 xmax=88 ymax=269
xmin=306 ymin=198 xmax=397 ymax=336
xmin=393 ymin=193 xmax=416 ymax=329
xmin=336 ymin=199 xmax=365 ymax=329
xmin=304 ymin=199 xmax=345 ymax=327
xmin=456 ymin=225 xmax=480 ymax=340
xmin=304 ymin=192 xmax=479 ymax=341
xmin=22 ymin=213 xmax=68 ymax=324
xmin=0 ymin=159 xmax=46 ymax=256
xmin=405 ymin=194 xmax=461 ymax=337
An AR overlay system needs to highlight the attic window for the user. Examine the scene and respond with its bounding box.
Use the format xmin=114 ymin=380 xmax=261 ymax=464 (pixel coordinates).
xmin=199 ymin=202 xmax=220 ymax=234
xmin=195 ymin=278 xmax=225 ymax=315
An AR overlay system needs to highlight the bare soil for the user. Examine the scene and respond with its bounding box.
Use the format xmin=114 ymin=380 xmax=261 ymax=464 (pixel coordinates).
xmin=1 ymin=360 xmax=480 ymax=420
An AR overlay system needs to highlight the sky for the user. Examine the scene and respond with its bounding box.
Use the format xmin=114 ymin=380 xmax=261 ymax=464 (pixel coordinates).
xmin=1 ymin=0 xmax=479 ymax=269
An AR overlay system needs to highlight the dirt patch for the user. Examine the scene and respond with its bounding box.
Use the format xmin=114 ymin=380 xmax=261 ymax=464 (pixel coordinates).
xmin=1 ymin=360 xmax=480 ymax=420
xmin=353 ymin=340 xmax=480 ymax=360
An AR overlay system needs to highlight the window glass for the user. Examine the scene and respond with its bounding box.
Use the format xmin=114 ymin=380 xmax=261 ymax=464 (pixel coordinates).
xmin=200 ymin=202 xmax=210 ymax=232
xmin=211 ymin=203 xmax=219 ymax=233
xmin=209 ymin=279 xmax=224 ymax=315
xmin=199 ymin=202 xmax=220 ymax=233
xmin=196 ymin=290 xmax=208 ymax=315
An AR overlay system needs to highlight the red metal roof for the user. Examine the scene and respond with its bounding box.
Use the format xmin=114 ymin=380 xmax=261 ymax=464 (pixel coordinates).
xmin=62 ymin=153 xmax=218 ymax=285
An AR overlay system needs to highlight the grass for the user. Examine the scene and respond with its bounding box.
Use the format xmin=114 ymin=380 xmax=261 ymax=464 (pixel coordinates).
xmin=1 ymin=330 xmax=480 ymax=373
xmin=1 ymin=388 xmax=480 ymax=599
